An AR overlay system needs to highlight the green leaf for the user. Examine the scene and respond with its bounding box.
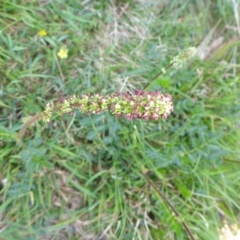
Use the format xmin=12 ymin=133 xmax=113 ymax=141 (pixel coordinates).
xmin=0 ymin=100 xmax=10 ymax=108
xmin=155 ymin=77 xmax=172 ymax=89
xmin=0 ymin=126 xmax=17 ymax=142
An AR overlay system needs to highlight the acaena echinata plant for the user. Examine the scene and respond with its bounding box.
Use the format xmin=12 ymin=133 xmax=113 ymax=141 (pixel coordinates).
xmin=17 ymin=47 xmax=196 ymax=143
xmin=16 ymin=48 xmax=197 ymax=240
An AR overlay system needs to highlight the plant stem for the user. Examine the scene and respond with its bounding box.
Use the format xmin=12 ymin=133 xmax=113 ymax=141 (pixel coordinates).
xmin=140 ymin=171 xmax=195 ymax=240
xmin=17 ymin=113 xmax=42 ymax=145
xmin=143 ymin=63 xmax=173 ymax=90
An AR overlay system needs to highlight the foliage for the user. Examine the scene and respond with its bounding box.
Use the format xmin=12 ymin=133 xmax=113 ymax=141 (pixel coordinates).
xmin=0 ymin=126 xmax=16 ymax=142
xmin=0 ymin=0 xmax=240 ymax=240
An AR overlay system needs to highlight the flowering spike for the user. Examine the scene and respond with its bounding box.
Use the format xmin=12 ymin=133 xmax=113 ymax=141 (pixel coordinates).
xmin=171 ymin=47 xmax=196 ymax=67
xmin=18 ymin=91 xmax=174 ymax=142
xmin=40 ymin=91 xmax=173 ymax=122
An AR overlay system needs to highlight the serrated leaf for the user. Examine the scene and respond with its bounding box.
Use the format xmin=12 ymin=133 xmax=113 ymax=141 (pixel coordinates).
xmin=86 ymin=130 xmax=97 ymax=140
xmin=19 ymin=144 xmax=50 ymax=172
xmin=102 ymin=136 xmax=113 ymax=144
xmin=0 ymin=127 xmax=16 ymax=142
xmin=155 ymin=77 xmax=172 ymax=89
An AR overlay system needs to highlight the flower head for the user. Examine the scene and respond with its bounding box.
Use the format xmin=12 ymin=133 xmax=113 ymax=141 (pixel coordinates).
xmin=41 ymin=91 xmax=173 ymax=122
xmin=171 ymin=47 xmax=196 ymax=67
xmin=57 ymin=47 xmax=68 ymax=59
xmin=108 ymin=91 xmax=173 ymax=120
xmin=38 ymin=29 xmax=47 ymax=37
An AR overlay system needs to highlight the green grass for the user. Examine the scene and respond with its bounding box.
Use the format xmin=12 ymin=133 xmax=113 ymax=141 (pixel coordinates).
xmin=1 ymin=0 xmax=240 ymax=239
